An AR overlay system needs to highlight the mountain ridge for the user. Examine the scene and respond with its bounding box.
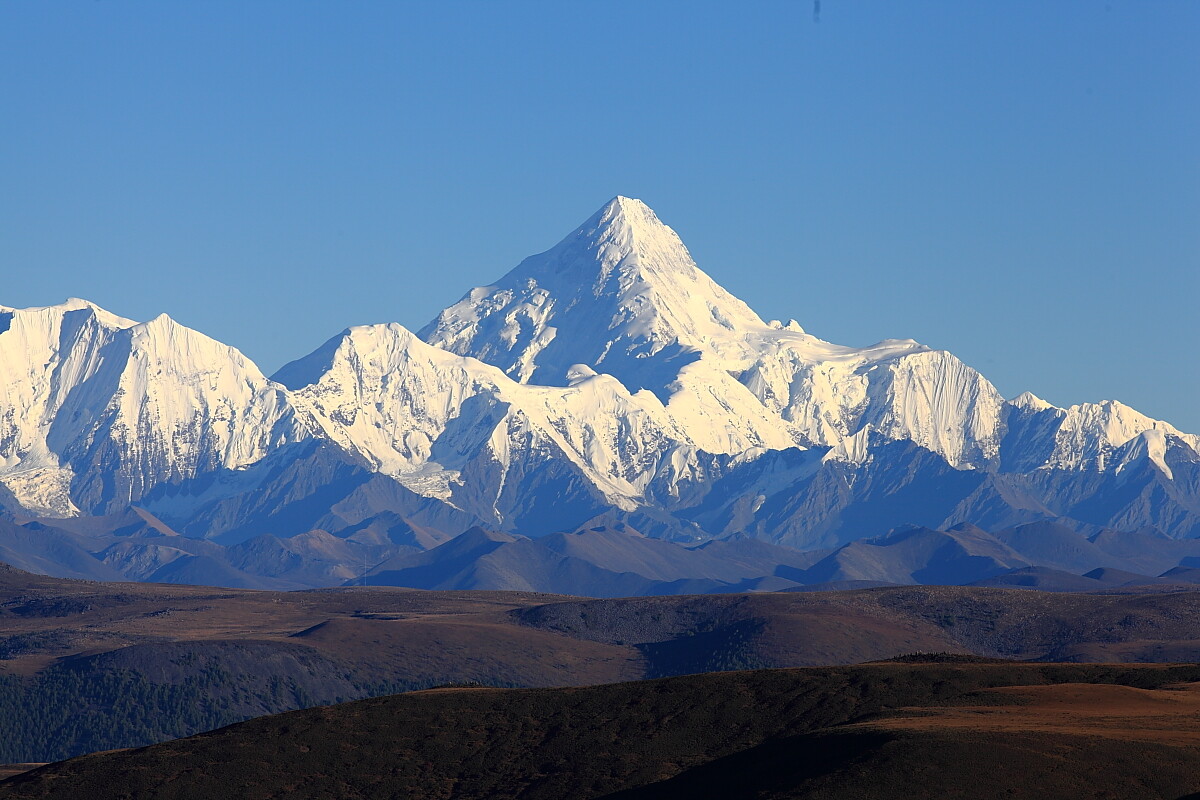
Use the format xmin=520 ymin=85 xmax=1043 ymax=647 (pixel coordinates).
xmin=1 ymin=196 xmax=1197 ymax=586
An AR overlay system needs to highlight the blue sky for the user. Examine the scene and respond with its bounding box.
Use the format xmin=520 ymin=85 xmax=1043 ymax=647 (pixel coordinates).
xmin=2 ymin=2 xmax=1197 ymax=429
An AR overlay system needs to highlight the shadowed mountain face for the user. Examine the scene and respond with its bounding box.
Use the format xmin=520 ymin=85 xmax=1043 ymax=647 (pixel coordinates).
xmin=5 ymin=513 xmax=1200 ymax=594
xmin=348 ymin=520 xmax=1200 ymax=595
xmin=7 ymin=662 xmax=1200 ymax=800
xmin=352 ymin=524 xmax=824 ymax=596
xmin=793 ymin=521 xmax=1200 ymax=588
xmin=2 ymin=197 xmax=1199 ymax=585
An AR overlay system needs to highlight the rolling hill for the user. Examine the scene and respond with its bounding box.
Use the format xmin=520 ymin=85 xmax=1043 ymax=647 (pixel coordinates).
xmin=6 ymin=661 xmax=1200 ymax=799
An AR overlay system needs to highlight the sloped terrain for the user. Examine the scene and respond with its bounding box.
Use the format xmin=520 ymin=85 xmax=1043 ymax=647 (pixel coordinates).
xmin=8 ymin=561 xmax=1200 ymax=762
xmin=1 ymin=197 xmax=1199 ymax=583
xmin=6 ymin=662 xmax=1200 ymax=799
xmin=0 ymin=564 xmax=639 ymax=762
xmin=9 ymin=513 xmax=1200 ymax=595
xmin=353 ymin=524 xmax=822 ymax=596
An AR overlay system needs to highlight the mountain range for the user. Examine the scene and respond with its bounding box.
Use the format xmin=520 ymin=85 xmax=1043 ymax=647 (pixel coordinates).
xmin=1 ymin=196 xmax=1197 ymax=590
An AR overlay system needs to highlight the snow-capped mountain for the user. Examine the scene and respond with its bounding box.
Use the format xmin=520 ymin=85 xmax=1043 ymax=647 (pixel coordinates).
xmin=0 ymin=299 xmax=303 ymax=517
xmin=422 ymin=196 xmax=769 ymax=388
xmin=418 ymin=196 xmax=1199 ymax=543
xmin=422 ymin=197 xmax=1011 ymax=467
xmin=0 ymin=195 xmax=1197 ymax=588
xmin=421 ymin=197 xmax=802 ymax=456
xmin=275 ymin=321 xmax=716 ymax=526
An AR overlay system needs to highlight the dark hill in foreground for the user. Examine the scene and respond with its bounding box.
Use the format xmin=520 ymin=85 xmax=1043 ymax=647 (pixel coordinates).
xmin=8 ymin=562 xmax=1200 ymax=763
xmin=5 ymin=662 xmax=1200 ymax=799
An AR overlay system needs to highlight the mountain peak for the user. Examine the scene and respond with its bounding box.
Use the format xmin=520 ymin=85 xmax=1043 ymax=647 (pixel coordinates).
xmin=601 ymin=194 xmax=649 ymax=215
xmin=528 ymin=194 xmax=701 ymax=287
xmin=1 ymin=297 xmax=139 ymax=330
xmin=587 ymin=195 xmax=664 ymax=241
xmin=420 ymin=196 xmax=767 ymax=388
xmin=1010 ymin=391 xmax=1055 ymax=412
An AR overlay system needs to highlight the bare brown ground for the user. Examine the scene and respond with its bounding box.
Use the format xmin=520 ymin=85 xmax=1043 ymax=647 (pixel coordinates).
xmin=871 ymin=680 xmax=1200 ymax=746
xmin=0 ymin=579 xmax=642 ymax=685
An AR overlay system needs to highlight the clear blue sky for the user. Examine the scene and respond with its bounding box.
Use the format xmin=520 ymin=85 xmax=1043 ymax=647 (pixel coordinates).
xmin=2 ymin=2 xmax=1197 ymax=430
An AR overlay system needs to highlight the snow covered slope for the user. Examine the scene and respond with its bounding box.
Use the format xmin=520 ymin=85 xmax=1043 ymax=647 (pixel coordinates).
xmin=0 ymin=299 xmax=304 ymax=516
xmin=276 ymin=322 xmax=718 ymax=525
xmin=422 ymin=196 xmax=769 ymax=387
xmin=420 ymin=197 xmax=800 ymax=455
xmin=0 ymin=195 xmax=1197 ymax=565
xmin=423 ymin=197 xmax=1009 ymax=466
xmin=416 ymin=196 xmax=1199 ymax=543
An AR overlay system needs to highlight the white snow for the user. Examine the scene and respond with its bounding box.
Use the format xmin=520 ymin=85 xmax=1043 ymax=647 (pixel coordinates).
xmin=284 ymin=322 xmax=715 ymax=512
xmin=0 ymin=299 xmax=305 ymax=514
xmin=421 ymin=196 xmax=1008 ymax=467
xmin=1043 ymin=399 xmax=1198 ymax=474
xmin=0 ymin=198 xmax=1193 ymax=523
xmin=1010 ymin=391 xmax=1054 ymax=412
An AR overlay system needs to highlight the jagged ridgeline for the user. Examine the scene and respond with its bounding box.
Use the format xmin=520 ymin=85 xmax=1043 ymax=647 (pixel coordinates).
xmin=0 ymin=197 xmax=1197 ymax=588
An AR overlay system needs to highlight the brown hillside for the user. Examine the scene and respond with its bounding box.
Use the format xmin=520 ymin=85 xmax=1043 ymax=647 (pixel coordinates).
xmin=6 ymin=663 xmax=1200 ymax=799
